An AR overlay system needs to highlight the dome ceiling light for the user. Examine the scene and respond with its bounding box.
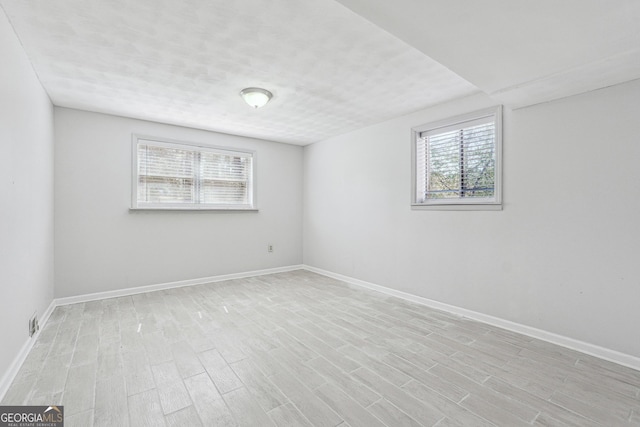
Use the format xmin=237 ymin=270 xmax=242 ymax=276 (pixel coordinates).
xmin=240 ymin=87 xmax=273 ymax=109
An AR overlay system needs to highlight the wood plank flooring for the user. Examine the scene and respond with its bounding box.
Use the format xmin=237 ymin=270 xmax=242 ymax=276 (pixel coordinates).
xmin=3 ymin=270 xmax=640 ymax=426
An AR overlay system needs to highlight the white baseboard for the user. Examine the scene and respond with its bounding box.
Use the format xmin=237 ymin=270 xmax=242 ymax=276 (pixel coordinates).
xmin=302 ymin=265 xmax=640 ymax=372
xmin=0 ymin=299 xmax=56 ymax=402
xmin=55 ymin=264 xmax=304 ymax=306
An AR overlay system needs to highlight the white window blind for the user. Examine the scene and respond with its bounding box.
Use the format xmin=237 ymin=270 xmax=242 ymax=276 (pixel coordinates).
xmin=412 ymin=106 xmax=502 ymax=209
xmin=132 ymin=136 xmax=255 ymax=210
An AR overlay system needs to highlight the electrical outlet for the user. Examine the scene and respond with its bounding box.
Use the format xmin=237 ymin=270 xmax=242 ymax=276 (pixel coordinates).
xmin=268 ymin=244 xmax=274 ymax=253
xmin=29 ymin=313 xmax=39 ymax=337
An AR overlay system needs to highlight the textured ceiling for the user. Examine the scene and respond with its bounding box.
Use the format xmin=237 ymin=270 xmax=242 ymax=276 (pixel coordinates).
xmin=0 ymin=0 xmax=479 ymax=145
xmin=335 ymin=0 xmax=640 ymax=108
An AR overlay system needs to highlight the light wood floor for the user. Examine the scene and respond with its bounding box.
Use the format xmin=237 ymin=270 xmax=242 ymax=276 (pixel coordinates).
xmin=3 ymin=270 xmax=640 ymax=426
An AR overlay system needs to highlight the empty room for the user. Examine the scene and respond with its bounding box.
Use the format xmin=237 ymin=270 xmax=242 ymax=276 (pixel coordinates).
xmin=1 ymin=0 xmax=639 ymax=426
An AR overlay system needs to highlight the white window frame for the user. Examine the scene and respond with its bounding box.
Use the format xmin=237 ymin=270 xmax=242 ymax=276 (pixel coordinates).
xmin=131 ymin=134 xmax=257 ymax=211
xmin=411 ymin=106 xmax=502 ymax=211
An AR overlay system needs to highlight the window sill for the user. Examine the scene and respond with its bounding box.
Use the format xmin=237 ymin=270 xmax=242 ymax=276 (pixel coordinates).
xmin=129 ymin=207 xmax=259 ymax=213
xmin=411 ymin=203 xmax=502 ymax=211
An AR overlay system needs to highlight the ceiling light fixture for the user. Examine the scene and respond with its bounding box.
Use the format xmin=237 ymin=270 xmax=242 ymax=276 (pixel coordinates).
xmin=240 ymin=87 xmax=273 ymax=109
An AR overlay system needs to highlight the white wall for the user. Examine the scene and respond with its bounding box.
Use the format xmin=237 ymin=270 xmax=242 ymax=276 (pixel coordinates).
xmin=0 ymin=12 xmax=55 ymax=381
xmin=54 ymin=108 xmax=303 ymax=298
xmin=303 ymin=81 xmax=640 ymax=359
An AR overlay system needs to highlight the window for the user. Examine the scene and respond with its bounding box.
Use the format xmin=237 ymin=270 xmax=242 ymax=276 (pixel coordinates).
xmin=132 ymin=135 xmax=256 ymax=210
xmin=412 ymin=106 xmax=502 ymax=210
